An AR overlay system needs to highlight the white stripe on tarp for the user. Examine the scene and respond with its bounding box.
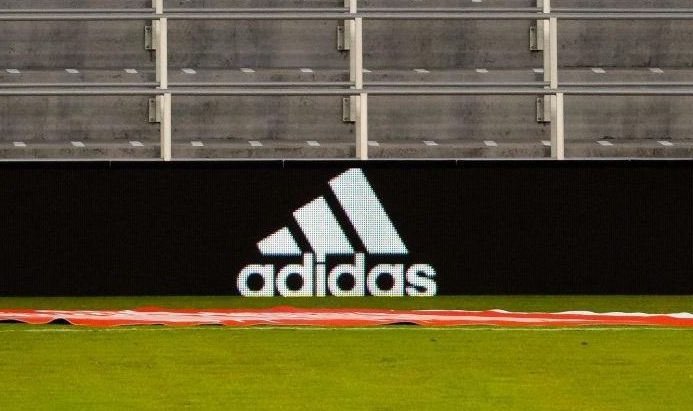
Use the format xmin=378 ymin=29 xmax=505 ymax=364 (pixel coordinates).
xmin=2 ymin=308 xmax=693 ymax=328
xmin=293 ymin=197 xmax=353 ymax=262
xmin=329 ymin=168 xmax=408 ymax=255
xmin=65 ymin=68 xmax=80 ymax=74
xmin=0 ymin=327 xmax=688 ymax=333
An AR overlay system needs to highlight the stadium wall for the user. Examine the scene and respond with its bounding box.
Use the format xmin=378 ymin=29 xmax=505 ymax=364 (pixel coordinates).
xmin=0 ymin=160 xmax=692 ymax=296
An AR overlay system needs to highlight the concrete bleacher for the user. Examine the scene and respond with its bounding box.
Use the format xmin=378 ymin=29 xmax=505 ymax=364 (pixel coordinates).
xmin=1 ymin=0 xmax=693 ymax=159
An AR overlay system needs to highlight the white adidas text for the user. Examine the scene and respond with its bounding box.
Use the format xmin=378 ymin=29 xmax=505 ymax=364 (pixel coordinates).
xmin=238 ymin=253 xmax=436 ymax=297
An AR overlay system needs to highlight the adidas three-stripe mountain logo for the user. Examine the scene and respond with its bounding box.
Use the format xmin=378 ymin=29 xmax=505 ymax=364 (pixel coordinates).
xmin=237 ymin=168 xmax=437 ymax=297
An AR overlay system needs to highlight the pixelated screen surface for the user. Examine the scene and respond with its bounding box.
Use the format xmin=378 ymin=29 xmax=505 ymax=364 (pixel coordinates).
xmin=1 ymin=160 xmax=692 ymax=296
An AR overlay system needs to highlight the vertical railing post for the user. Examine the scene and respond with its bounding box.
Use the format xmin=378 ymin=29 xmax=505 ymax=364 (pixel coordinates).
xmin=540 ymin=0 xmax=551 ymax=124
xmin=154 ymin=0 xmax=171 ymax=161
xmin=548 ymin=17 xmax=564 ymax=159
xmin=161 ymin=93 xmax=172 ymax=160
xmin=552 ymin=92 xmax=565 ymax=159
xmin=542 ymin=0 xmax=551 ymax=86
xmin=548 ymin=17 xmax=558 ymax=92
xmin=354 ymin=17 xmax=367 ymax=159
xmin=349 ymin=0 xmax=367 ymax=160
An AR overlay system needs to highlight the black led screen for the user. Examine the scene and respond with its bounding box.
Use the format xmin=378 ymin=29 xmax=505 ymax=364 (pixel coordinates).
xmin=0 ymin=160 xmax=691 ymax=296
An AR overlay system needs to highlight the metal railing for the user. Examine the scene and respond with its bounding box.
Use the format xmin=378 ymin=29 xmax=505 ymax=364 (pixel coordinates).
xmin=2 ymin=1 xmax=693 ymax=160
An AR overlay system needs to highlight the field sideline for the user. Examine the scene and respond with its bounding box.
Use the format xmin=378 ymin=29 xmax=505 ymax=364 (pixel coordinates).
xmin=1 ymin=296 xmax=692 ymax=410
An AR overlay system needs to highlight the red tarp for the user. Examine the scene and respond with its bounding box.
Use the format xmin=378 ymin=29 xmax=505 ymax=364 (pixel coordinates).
xmin=1 ymin=306 xmax=693 ymax=327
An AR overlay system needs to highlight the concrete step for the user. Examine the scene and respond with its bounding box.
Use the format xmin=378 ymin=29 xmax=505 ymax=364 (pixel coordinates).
xmin=2 ymin=7 xmax=692 ymax=69
xmin=2 ymin=68 xmax=693 ymax=145
xmin=0 ymin=140 xmax=159 ymax=159
xmin=0 ymin=67 xmax=693 ymax=151
xmin=3 ymin=67 xmax=693 ymax=84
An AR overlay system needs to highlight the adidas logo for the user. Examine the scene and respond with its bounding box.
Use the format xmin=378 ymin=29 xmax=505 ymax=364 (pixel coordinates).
xmin=237 ymin=168 xmax=437 ymax=297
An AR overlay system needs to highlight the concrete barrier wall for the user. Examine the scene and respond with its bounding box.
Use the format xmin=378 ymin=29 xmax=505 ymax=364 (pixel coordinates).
xmin=0 ymin=97 xmax=156 ymax=142
xmin=3 ymin=160 xmax=693 ymax=295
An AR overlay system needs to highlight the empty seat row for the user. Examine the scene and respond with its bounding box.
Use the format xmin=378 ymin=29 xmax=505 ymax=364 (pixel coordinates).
xmin=1 ymin=0 xmax=692 ymax=159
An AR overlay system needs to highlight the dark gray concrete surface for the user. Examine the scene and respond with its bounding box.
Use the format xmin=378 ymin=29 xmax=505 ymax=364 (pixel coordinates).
xmin=1 ymin=0 xmax=693 ymax=159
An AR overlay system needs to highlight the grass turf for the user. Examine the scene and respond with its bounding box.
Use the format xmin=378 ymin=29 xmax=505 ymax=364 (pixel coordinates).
xmin=1 ymin=296 xmax=692 ymax=410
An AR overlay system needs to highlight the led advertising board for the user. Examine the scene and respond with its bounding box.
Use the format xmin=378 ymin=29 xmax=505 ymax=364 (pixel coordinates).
xmin=0 ymin=160 xmax=692 ymax=296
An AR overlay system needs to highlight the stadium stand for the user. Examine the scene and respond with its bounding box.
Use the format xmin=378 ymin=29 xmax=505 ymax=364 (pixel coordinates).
xmin=1 ymin=0 xmax=693 ymax=159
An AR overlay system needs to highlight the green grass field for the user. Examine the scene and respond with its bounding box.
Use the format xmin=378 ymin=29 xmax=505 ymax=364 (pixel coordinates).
xmin=1 ymin=296 xmax=692 ymax=410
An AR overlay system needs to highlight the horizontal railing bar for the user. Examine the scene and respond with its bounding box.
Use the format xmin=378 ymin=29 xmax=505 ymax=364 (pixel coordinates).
xmin=3 ymin=12 xmax=693 ymax=21
xmin=169 ymin=8 xmax=348 ymax=13
xmin=366 ymin=81 xmax=548 ymax=87
xmin=170 ymin=7 xmax=540 ymax=13
xmin=0 ymin=88 xmax=542 ymax=96
xmin=363 ymin=8 xmax=540 ymax=12
xmin=356 ymin=13 xmax=693 ymax=20
xmin=368 ymin=88 xmax=693 ymax=96
xmin=0 ymin=82 xmax=353 ymax=88
xmin=0 ymin=13 xmax=156 ymax=21
xmin=364 ymin=8 xmax=693 ymax=13
xmin=555 ymin=8 xmax=693 ymax=13
xmin=8 ymin=82 xmax=693 ymax=88
xmin=3 ymin=87 xmax=693 ymax=96
xmin=6 ymin=8 xmax=693 ymax=14
xmin=4 ymin=82 xmax=692 ymax=89
xmin=563 ymin=82 xmax=693 ymax=87
xmin=173 ymin=82 xmax=353 ymax=87
xmin=561 ymin=88 xmax=693 ymax=96
xmin=0 ymin=82 xmax=159 ymax=88
xmin=0 ymin=13 xmax=348 ymax=21
xmin=0 ymin=8 xmax=154 ymax=13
